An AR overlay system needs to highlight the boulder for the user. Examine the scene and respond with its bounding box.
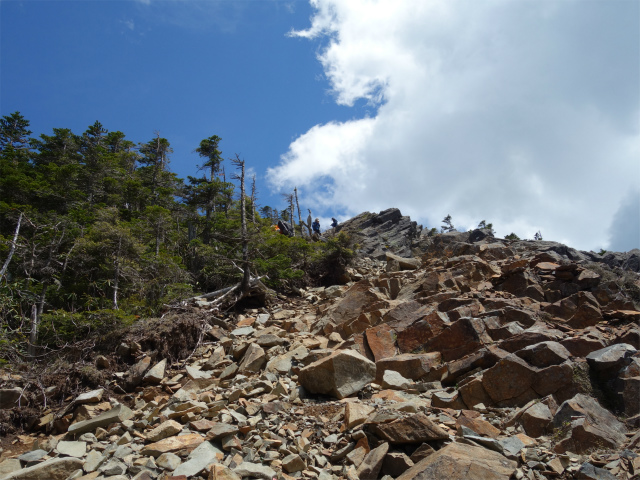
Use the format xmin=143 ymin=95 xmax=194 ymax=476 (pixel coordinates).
xmin=140 ymin=433 xmax=204 ymax=457
xmin=386 ymin=252 xmax=421 ymax=271
xmin=298 ymin=349 xmax=376 ymax=399
xmin=143 ymin=359 xmax=167 ymax=384
xmin=172 ymin=441 xmax=222 ymax=477
xmin=396 ymin=442 xmax=517 ymax=480
xmin=145 ymin=419 xmax=183 ymax=442
xmin=345 ymin=402 xmax=376 ymax=429
xmin=68 ymin=404 xmax=133 ymax=435
xmin=356 ymin=442 xmax=389 ymax=479
xmin=423 ymin=318 xmax=491 ymax=362
xmin=0 ymin=457 xmax=83 ymax=480
xmin=482 ymin=354 xmax=539 ymax=406
xmin=552 ymin=394 xmax=627 ymax=454
xmin=521 ymin=402 xmax=552 ymax=438
xmin=238 ymin=343 xmax=266 ymax=373
xmin=515 ymin=341 xmax=571 ymax=368
xmin=365 ymin=323 xmax=397 ymax=361
xmin=586 ymin=343 xmax=636 ymax=378
xmin=375 ymin=353 xmax=442 ymax=383
xmin=367 ymin=413 xmax=448 ymax=444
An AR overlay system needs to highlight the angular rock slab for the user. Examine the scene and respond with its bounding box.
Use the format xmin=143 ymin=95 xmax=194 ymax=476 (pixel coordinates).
xmin=140 ymin=433 xmax=204 ymax=457
xmin=552 ymin=393 xmax=627 ymax=454
xmin=232 ymin=462 xmax=276 ymax=480
xmin=367 ymin=413 xmax=448 ymax=444
xmin=0 ymin=457 xmax=83 ymax=480
xmin=298 ymin=349 xmax=376 ymax=399
xmin=68 ymin=404 xmax=133 ymax=435
xmin=172 ymin=440 xmax=221 ymax=477
xmin=396 ymin=442 xmax=517 ymax=480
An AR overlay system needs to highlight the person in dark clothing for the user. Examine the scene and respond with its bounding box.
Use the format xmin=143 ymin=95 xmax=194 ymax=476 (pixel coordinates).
xmin=312 ymin=218 xmax=321 ymax=234
xmin=331 ymin=217 xmax=338 ymax=228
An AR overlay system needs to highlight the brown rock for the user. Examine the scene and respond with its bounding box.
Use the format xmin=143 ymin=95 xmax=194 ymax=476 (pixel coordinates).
xmin=532 ymin=362 xmax=574 ymax=397
xmin=482 ymin=354 xmax=539 ymax=405
xmin=140 ymin=433 xmax=204 ymax=457
xmin=395 ymin=310 xmax=447 ymax=353
xmin=552 ymin=394 xmax=627 ymax=454
xmin=0 ymin=457 xmax=84 ymax=480
xmin=382 ymin=452 xmax=414 ymax=477
xmin=375 ymin=352 xmax=441 ymax=383
xmin=459 ymin=376 xmax=494 ymax=409
xmin=396 ymin=442 xmax=517 ymax=480
xmin=145 ymin=419 xmax=183 ymax=442
xmin=368 ymin=413 xmax=449 ymax=444
xmin=345 ymin=402 xmax=376 ymax=429
xmin=238 ymin=343 xmax=266 ymax=373
xmin=423 ymin=318 xmax=491 ymax=362
xmin=560 ymin=336 xmax=606 ymax=357
xmin=298 ymin=349 xmax=376 ymax=399
xmin=515 ymin=341 xmax=571 ymax=368
xmin=521 ymin=402 xmax=552 ymax=438
xmin=356 ymin=442 xmax=389 ymax=479
xmin=455 ymin=416 xmax=500 ymax=438
xmin=205 ymin=423 xmax=240 ymax=441
xmin=365 ymin=323 xmax=397 ymax=362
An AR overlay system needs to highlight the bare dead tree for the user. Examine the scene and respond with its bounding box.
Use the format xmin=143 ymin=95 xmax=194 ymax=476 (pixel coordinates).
xmin=0 ymin=212 xmax=22 ymax=279
xmin=294 ymin=187 xmax=304 ymax=236
xmin=281 ymin=193 xmax=295 ymax=236
xmin=231 ymin=155 xmax=251 ymax=294
xmin=305 ymin=209 xmax=313 ymax=236
xmin=250 ymin=174 xmax=257 ymax=225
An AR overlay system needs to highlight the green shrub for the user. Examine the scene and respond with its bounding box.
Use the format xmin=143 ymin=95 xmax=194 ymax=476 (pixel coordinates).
xmin=39 ymin=309 xmax=136 ymax=347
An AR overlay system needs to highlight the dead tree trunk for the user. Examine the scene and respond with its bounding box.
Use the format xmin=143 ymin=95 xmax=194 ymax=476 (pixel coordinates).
xmin=294 ymin=187 xmax=303 ymax=236
xmin=251 ymin=174 xmax=257 ymax=225
xmin=0 ymin=212 xmax=23 ymax=279
xmin=232 ymin=155 xmax=251 ymax=294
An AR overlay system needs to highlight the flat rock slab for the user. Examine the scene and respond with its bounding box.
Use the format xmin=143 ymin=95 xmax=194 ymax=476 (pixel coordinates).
xmin=368 ymin=413 xmax=449 ymax=444
xmin=17 ymin=449 xmax=48 ymax=463
xmin=1 ymin=457 xmax=83 ymax=480
xmin=75 ymin=388 xmax=104 ymax=404
xmin=233 ymin=462 xmax=276 ymax=480
xmin=143 ymin=359 xmax=167 ymax=384
xmin=56 ymin=440 xmax=87 ymax=457
xmin=396 ymin=442 xmax=517 ymax=480
xmin=172 ymin=441 xmax=221 ymax=477
xmin=140 ymin=433 xmax=204 ymax=457
xmin=0 ymin=459 xmax=22 ymax=477
xmin=68 ymin=404 xmax=133 ymax=435
xmin=145 ymin=419 xmax=183 ymax=442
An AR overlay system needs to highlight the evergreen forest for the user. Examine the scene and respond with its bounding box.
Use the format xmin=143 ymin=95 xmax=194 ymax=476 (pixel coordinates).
xmin=0 ymin=112 xmax=353 ymax=360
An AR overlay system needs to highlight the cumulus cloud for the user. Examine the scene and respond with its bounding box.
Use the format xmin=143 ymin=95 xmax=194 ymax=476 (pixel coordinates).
xmin=608 ymin=189 xmax=640 ymax=252
xmin=268 ymin=0 xmax=639 ymax=251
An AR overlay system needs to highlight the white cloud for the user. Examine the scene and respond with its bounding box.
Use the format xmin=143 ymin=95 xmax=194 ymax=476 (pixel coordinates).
xmin=268 ymin=0 xmax=639 ymax=252
xmin=121 ymin=19 xmax=135 ymax=31
xmin=608 ymin=189 xmax=640 ymax=252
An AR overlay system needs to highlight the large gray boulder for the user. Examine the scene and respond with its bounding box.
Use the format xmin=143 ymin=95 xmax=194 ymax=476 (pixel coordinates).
xmin=298 ymin=349 xmax=376 ymax=399
xmin=337 ymin=208 xmax=421 ymax=259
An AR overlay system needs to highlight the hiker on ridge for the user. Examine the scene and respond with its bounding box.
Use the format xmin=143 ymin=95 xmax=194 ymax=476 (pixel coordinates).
xmin=331 ymin=217 xmax=338 ymax=228
xmin=312 ymin=218 xmax=321 ymax=235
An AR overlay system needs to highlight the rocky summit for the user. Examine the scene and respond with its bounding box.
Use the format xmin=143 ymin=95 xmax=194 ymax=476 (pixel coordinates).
xmin=1 ymin=208 xmax=639 ymax=480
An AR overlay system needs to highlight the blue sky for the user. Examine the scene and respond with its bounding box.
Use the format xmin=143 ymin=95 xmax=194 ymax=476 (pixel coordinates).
xmin=2 ymin=0 xmax=639 ymax=252
xmin=1 ymin=0 xmax=364 ymax=205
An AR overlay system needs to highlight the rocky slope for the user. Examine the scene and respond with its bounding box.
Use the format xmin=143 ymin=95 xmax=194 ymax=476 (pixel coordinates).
xmin=0 ymin=209 xmax=639 ymax=480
